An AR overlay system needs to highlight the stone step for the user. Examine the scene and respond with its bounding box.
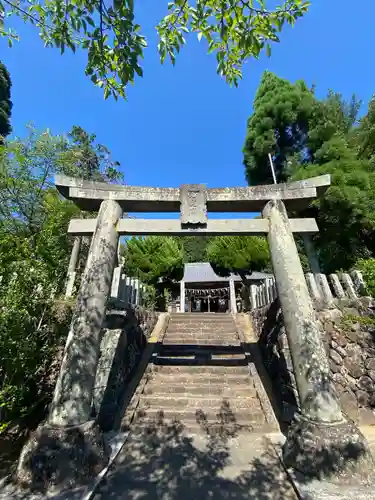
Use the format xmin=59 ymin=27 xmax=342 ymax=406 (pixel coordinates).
xmin=140 ymin=395 xmax=259 ymax=410
xmin=143 ymin=382 xmax=256 ymax=397
xmin=164 ymin=329 xmax=238 ymax=336
xmin=149 ymin=364 xmax=250 ymax=375
xmin=158 ymin=351 xmax=246 ymax=361
xmin=153 ymin=356 xmax=248 ymax=367
xmin=133 ymin=407 xmax=266 ymax=424
xmin=127 ymin=419 xmax=274 ymax=435
xmin=162 ymin=338 xmax=240 ymax=346
xmin=160 ymin=344 xmax=244 ymax=354
xmin=148 ymin=372 xmax=254 ymax=385
xmin=170 ymin=313 xmax=234 ymax=320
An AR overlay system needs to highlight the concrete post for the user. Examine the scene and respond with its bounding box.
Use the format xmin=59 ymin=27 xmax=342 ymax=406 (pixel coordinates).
xmin=110 ymin=265 xmax=122 ymax=300
xmin=229 ymin=278 xmax=236 ymax=313
xmin=351 ymin=270 xmax=367 ymax=296
xmin=265 ymin=278 xmax=273 ymax=304
xmin=316 ymin=273 xmax=333 ymax=304
xmin=305 ymin=272 xmax=321 ymax=301
xmin=65 ymin=236 xmax=81 ymax=298
xmin=263 ymin=200 xmax=374 ymax=481
xmin=250 ymin=285 xmax=257 ymax=310
xmin=134 ymin=278 xmax=140 ymax=306
xmin=180 ymin=280 xmax=185 ymax=313
xmin=341 ymin=273 xmax=358 ymax=300
xmin=263 ymin=200 xmax=343 ymax=423
xmin=48 ymin=199 xmax=123 ymax=427
xmin=329 ymin=273 xmax=346 ymax=299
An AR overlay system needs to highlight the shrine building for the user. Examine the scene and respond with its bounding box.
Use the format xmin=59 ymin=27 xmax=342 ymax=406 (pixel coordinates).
xmin=179 ymin=262 xmax=272 ymax=313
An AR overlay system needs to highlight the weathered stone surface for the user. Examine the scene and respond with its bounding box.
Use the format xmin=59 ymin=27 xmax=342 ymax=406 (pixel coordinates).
xmin=365 ymin=358 xmax=375 ymax=371
xmin=345 ymin=373 xmax=358 ymax=391
xmin=346 ymin=342 xmax=363 ymax=359
xmin=347 ymin=327 xmax=361 ymax=343
xmin=48 ymin=199 xmax=123 ymax=427
xmin=343 ymin=356 xmax=365 ymax=379
xmin=180 ymin=184 xmax=207 ymax=225
xmin=368 ymin=370 xmax=375 ymax=382
xmin=332 ymin=373 xmax=347 ymax=387
xmin=358 ymin=407 xmax=375 ymax=426
xmin=358 ymin=376 xmax=374 ymax=392
xmin=365 ymin=348 xmax=375 ymax=358
xmin=55 ymin=173 xmax=331 ymax=212
xmin=330 ymin=349 xmax=343 ymax=365
xmin=283 ymin=414 xmax=375 ymax=484
xmin=329 ymin=360 xmax=340 ymax=373
xmin=329 ymin=273 xmax=346 ymax=299
xmin=351 ymin=270 xmax=367 ymax=296
xmin=16 ymin=420 xmax=108 ymax=491
xmin=263 ymin=199 xmax=342 ymax=424
xmin=331 ymin=340 xmax=347 ymax=358
xmin=357 ymin=391 xmax=370 ymax=407
xmin=331 ymin=331 xmax=347 ymax=347
xmin=341 ymin=273 xmax=358 ymax=300
xmin=340 ymin=390 xmax=359 ymax=423
xmin=316 ymin=273 xmax=334 ymax=304
xmin=305 ymin=272 xmax=321 ymax=301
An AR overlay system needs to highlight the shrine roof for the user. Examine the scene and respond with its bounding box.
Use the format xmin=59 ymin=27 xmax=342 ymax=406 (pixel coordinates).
xmin=182 ymin=262 xmax=272 ymax=283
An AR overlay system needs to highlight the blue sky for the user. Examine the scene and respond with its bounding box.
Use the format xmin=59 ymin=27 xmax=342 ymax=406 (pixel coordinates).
xmin=1 ymin=0 xmax=374 ymax=198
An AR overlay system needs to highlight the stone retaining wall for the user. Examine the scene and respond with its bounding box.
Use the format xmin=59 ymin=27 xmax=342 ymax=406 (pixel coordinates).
xmin=250 ymin=301 xmax=299 ymax=424
xmin=317 ymin=297 xmax=375 ymax=425
xmin=92 ymin=306 xmax=158 ymax=431
xmin=250 ymin=297 xmax=375 ymax=426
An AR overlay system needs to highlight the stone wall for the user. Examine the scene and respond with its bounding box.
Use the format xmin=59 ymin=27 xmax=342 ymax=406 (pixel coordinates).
xmin=317 ymin=297 xmax=375 ymax=425
xmin=92 ymin=306 xmax=158 ymax=431
xmin=250 ymin=296 xmax=375 ymax=426
xmin=250 ymin=301 xmax=299 ymax=424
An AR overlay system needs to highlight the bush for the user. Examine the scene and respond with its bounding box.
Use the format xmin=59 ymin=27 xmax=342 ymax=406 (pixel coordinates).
xmin=355 ymin=258 xmax=375 ymax=297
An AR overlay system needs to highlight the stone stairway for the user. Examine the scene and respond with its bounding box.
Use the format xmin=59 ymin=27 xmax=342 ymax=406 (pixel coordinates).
xmin=90 ymin=313 xmax=287 ymax=499
xmin=122 ymin=312 xmax=278 ymax=434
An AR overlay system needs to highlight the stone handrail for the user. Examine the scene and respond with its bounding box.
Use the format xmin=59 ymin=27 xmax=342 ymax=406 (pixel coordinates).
xmin=109 ymin=265 xmax=146 ymax=308
xmin=248 ymin=270 xmax=369 ymax=310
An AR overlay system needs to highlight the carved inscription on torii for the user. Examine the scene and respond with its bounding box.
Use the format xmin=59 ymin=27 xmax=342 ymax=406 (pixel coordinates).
xmin=179 ymin=184 xmax=208 ymax=226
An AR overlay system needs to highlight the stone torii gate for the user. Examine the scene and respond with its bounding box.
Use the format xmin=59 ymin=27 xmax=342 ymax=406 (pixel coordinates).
xmin=18 ymin=174 xmax=374 ymax=487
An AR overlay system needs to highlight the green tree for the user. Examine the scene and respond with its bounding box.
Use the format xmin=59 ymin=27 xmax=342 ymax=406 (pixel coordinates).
xmin=1 ymin=1 xmax=309 ymax=100
xmin=180 ymin=236 xmax=212 ymax=263
xmin=0 ymin=131 xmax=84 ymax=427
xmin=243 ymin=72 xmax=361 ymax=185
xmin=0 ymin=61 xmax=12 ymax=142
xmin=207 ymin=235 xmax=270 ymax=281
xmin=60 ymin=125 xmax=123 ymax=182
xmin=243 ymin=71 xmax=315 ymax=185
xmin=353 ymin=95 xmax=375 ymax=166
xmin=122 ymin=236 xmax=184 ymax=285
xmin=291 ymin=135 xmax=375 ymax=272
xmin=242 ymin=72 xmax=374 ymax=272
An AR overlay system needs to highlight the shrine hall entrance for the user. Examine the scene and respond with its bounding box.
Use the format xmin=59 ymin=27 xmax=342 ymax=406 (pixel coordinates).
xmin=186 ymin=285 xmax=230 ymax=313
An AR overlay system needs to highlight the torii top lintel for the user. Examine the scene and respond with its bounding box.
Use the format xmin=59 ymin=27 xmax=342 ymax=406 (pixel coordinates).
xmin=54 ymin=174 xmax=330 ymax=213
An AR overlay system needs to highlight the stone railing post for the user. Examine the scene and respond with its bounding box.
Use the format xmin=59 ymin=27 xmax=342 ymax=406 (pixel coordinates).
xmin=329 ymin=273 xmax=346 ymax=299
xmin=351 ymin=270 xmax=367 ymax=296
xmin=64 ymin=236 xmax=81 ymax=298
xmin=48 ymin=199 xmax=123 ymax=426
xmin=262 ymin=200 xmax=374 ymax=479
xmin=180 ymin=280 xmax=185 ymax=313
xmin=229 ymin=278 xmax=237 ymax=313
xmin=250 ymin=284 xmax=257 ymax=310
